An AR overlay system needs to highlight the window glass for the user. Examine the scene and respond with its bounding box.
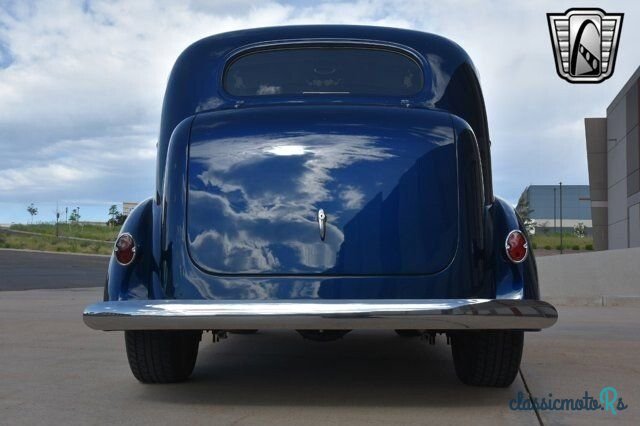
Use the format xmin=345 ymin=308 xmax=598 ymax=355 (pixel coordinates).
xmin=224 ymin=47 xmax=424 ymax=97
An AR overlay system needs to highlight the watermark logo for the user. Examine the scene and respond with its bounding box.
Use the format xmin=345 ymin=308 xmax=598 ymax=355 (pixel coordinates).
xmin=509 ymin=386 xmax=629 ymax=415
xmin=599 ymin=386 xmax=627 ymax=416
xmin=547 ymin=8 xmax=623 ymax=83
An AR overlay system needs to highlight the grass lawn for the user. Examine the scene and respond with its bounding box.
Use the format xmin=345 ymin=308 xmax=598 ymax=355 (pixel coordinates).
xmin=9 ymin=223 xmax=119 ymax=241
xmin=0 ymin=229 xmax=112 ymax=255
xmin=530 ymin=232 xmax=594 ymax=251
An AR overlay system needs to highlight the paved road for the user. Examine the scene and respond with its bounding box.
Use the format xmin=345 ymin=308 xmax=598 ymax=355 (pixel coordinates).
xmin=0 ymin=249 xmax=108 ymax=291
xmin=0 ymin=288 xmax=637 ymax=425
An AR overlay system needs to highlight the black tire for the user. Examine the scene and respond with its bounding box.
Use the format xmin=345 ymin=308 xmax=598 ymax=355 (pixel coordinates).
xmin=450 ymin=331 xmax=524 ymax=387
xmin=395 ymin=329 xmax=422 ymax=337
xmin=125 ymin=330 xmax=202 ymax=383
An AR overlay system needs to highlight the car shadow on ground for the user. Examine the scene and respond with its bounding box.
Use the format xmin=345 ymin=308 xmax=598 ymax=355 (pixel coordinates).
xmin=132 ymin=330 xmax=523 ymax=408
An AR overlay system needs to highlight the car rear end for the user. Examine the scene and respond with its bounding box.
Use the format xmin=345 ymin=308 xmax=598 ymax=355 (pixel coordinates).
xmin=84 ymin=29 xmax=557 ymax=386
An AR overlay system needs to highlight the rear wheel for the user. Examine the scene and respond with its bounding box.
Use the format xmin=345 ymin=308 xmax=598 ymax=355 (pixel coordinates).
xmin=125 ymin=330 xmax=202 ymax=383
xmin=450 ymin=331 xmax=523 ymax=387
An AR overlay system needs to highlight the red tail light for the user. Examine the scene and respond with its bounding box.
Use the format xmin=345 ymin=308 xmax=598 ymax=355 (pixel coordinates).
xmin=505 ymin=230 xmax=528 ymax=263
xmin=114 ymin=233 xmax=136 ymax=265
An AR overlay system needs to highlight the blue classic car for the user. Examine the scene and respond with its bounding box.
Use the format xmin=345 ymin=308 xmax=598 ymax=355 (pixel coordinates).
xmin=84 ymin=25 xmax=557 ymax=387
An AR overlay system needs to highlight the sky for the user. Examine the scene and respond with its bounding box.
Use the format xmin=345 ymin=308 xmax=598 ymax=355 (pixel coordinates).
xmin=1 ymin=0 xmax=639 ymax=224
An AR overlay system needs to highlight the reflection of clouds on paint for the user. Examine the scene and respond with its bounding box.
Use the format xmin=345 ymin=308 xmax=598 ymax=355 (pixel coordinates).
xmin=265 ymin=145 xmax=306 ymax=156
xmin=181 ymin=270 xmax=322 ymax=300
xmin=339 ymin=185 xmax=365 ymax=210
xmin=188 ymin=184 xmax=344 ymax=273
xmin=191 ymin=133 xmax=395 ymax=216
xmin=256 ymin=84 xmax=281 ymax=95
xmin=191 ymin=228 xmax=279 ymax=272
xmin=181 ymin=269 xmax=278 ymax=300
xmin=195 ymin=97 xmax=224 ymax=113
xmin=188 ymin=133 xmax=397 ymax=272
xmin=187 ymin=124 xmax=455 ymax=274
xmin=425 ymin=54 xmax=448 ymax=104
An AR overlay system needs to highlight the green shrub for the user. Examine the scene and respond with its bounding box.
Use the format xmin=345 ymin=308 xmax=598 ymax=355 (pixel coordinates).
xmin=572 ymin=245 xmax=580 ymax=250
xmin=555 ymin=244 xmax=563 ymax=250
xmin=544 ymin=245 xmax=551 ymax=250
xmin=585 ymin=244 xmax=594 ymax=250
xmin=531 ymin=242 xmax=538 ymax=249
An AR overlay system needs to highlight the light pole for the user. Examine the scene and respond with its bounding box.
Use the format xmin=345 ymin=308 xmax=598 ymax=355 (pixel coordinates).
xmin=553 ymin=187 xmax=557 ymax=233
xmin=559 ymin=182 xmax=563 ymax=254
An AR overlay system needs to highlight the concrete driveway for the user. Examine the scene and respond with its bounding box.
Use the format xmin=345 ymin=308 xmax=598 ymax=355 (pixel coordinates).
xmin=0 ymin=286 xmax=637 ymax=426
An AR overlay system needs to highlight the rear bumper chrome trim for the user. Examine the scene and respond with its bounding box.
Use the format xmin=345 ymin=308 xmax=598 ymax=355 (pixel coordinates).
xmin=83 ymin=299 xmax=558 ymax=331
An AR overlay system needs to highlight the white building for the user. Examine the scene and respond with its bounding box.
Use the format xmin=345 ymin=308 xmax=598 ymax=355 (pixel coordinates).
xmin=122 ymin=202 xmax=138 ymax=216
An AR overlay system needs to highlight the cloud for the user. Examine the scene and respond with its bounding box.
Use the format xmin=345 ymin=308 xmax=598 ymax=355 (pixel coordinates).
xmin=1 ymin=0 xmax=639 ymax=223
xmin=340 ymin=185 xmax=365 ymax=210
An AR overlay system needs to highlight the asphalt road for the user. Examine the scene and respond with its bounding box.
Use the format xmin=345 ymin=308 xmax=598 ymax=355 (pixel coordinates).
xmin=0 ymin=249 xmax=108 ymax=291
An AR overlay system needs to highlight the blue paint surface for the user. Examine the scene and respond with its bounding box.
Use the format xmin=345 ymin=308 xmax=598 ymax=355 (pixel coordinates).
xmin=105 ymin=26 xmax=540 ymax=302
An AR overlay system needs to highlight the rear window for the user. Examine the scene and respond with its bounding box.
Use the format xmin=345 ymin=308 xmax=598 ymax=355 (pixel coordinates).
xmin=223 ymin=47 xmax=424 ymax=97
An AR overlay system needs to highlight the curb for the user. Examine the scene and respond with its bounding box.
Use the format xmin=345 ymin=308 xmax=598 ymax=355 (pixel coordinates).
xmin=547 ymin=296 xmax=640 ymax=307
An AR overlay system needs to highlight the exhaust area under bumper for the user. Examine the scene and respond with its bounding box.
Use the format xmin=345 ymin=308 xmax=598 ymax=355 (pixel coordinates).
xmin=83 ymin=299 xmax=558 ymax=331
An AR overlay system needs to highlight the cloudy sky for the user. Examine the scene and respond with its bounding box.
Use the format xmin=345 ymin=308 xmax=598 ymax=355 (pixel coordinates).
xmin=1 ymin=0 xmax=639 ymax=223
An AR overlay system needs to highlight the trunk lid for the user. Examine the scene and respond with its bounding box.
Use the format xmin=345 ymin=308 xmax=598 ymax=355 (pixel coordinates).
xmin=187 ymin=106 xmax=458 ymax=275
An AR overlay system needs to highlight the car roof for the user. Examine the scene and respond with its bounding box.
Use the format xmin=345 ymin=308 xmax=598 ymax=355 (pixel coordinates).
xmin=158 ymin=25 xmax=488 ymax=160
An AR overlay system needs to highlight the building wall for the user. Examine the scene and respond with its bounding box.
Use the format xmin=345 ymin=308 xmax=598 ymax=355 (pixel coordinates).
xmin=584 ymin=118 xmax=608 ymax=250
xmin=585 ymin=65 xmax=640 ymax=250
xmin=607 ymin=97 xmax=629 ymax=249
xmin=518 ymin=185 xmax=591 ymax=231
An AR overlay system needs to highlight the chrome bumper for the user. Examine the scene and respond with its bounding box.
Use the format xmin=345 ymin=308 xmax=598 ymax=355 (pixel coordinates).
xmin=83 ymin=299 xmax=557 ymax=331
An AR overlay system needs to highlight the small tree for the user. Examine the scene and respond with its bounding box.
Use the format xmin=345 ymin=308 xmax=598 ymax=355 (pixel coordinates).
xmin=538 ymin=220 xmax=550 ymax=235
xmin=515 ymin=194 xmax=534 ymax=223
xmin=574 ymin=222 xmax=585 ymax=238
xmin=27 ymin=203 xmax=38 ymax=223
xmin=108 ymin=204 xmax=120 ymax=227
xmin=69 ymin=208 xmax=80 ymax=224
xmin=524 ymin=218 xmax=536 ymax=236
